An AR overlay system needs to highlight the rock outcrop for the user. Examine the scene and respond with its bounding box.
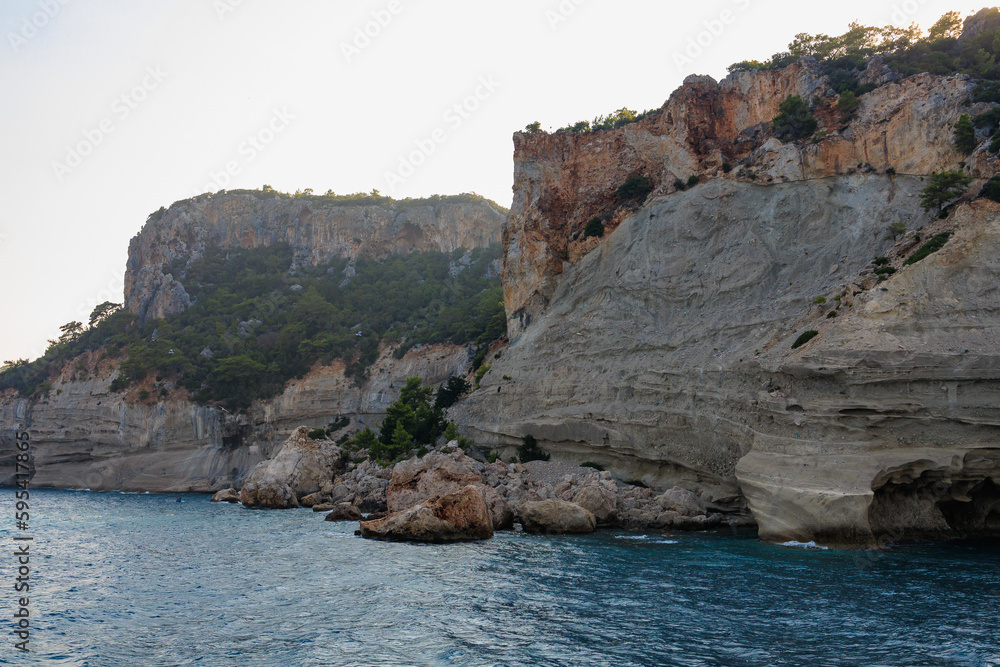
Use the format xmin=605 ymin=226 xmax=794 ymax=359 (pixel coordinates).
xmin=359 ymin=485 xmax=494 ymax=542
xmin=210 ymin=488 xmax=240 ymax=503
xmin=386 ymin=448 xmax=484 ymax=514
xmin=125 ymin=194 xmax=505 ymax=323
xmin=454 ymin=61 xmax=1000 ymax=545
xmin=500 ymin=63 xmax=988 ymax=338
xmin=238 ymin=427 xmax=342 ymax=508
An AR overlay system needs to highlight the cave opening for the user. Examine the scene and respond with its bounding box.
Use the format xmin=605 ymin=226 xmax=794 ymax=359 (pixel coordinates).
xmin=869 ymin=472 xmax=1000 ymax=541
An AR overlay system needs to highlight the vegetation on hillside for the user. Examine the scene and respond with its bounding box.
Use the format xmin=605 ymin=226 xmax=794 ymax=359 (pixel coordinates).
xmin=729 ymin=10 xmax=1000 ymax=95
xmin=553 ymin=107 xmax=661 ymax=134
xmin=1 ymin=243 xmax=506 ymax=412
xmin=919 ymin=170 xmax=974 ymax=211
xmin=772 ymin=95 xmax=818 ymax=141
xmin=192 ymin=187 xmax=509 ymax=215
xmin=339 ymin=376 xmax=474 ymax=464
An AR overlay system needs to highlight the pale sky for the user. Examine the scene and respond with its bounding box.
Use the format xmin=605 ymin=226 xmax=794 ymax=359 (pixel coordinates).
xmin=0 ymin=0 xmax=990 ymax=362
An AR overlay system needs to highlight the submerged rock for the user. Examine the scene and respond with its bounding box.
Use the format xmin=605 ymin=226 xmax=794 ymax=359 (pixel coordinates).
xmin=359 ymin=486 xmax=493 ymax=542
xmin=519 ymin=500 xmax=596 ymax=534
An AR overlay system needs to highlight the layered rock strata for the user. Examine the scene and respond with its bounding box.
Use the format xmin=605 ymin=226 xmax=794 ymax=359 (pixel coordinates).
xmin=458 ymin=62 xmax=1000 ymax=544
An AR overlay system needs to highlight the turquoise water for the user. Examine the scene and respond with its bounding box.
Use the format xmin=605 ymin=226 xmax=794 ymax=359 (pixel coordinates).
xmin=1 ymin=489 xmax=998 ymax=666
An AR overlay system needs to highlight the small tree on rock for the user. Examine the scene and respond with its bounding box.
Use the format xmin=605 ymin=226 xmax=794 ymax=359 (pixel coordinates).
xmin=773 ymin=95 xmax=818 ymax=141
xmin=954 ymin=113 xmax=977 ymax=154
xmin=919 ymin=170 xmax=973 ymax=212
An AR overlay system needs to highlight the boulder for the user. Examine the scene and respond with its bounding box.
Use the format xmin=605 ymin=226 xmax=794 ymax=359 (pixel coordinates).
xmin=210 ymin=488 xmax=240 ymax=503
xmin=300 ymin=492 xmax=329 ymax=507
xmin=655 ymin=487 xmax=708 ymax=517
xmin=387 ymin=450 xmax=483 ymax=513
xmin=325 ymin=503 xmax=363 ymax=522
xmin=312 ymin=503 xmax=336 ymax=512
xmin=572 ymin=485 xmax=619 ymax=526
xmin=475 ymin=483 xmax=514 ymax=530
xmin=333 ymin=461 xmax=390 ymax=514
xmin=359 ymin=485 xmax=494 ymax=542
xmin=238 ymin=426 xmax=343 ymax=509
xmin=238 ymin=481 xmax=299 ymax=509
xmin=518 ymin=500 xmax=596 ymax=534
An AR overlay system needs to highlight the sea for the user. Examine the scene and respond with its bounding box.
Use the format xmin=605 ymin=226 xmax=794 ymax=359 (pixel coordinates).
xmin=1 ymin=489 xmax=998 ymax=666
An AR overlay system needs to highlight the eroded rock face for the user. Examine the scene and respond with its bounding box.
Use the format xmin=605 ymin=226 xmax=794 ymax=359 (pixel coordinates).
xmin=459 ymin=61 xmax=1000 ymax=545
xmin=238 ymin=427 xmax=342 ymax=509
xmin=736 ymin=200 xmax=1000 ymax=545
xmin=359 ymin=485 xmax=494 ymax=542
xmin=0 ymin=343 xmax=469 ymax=494
xmin=518 ymin=500 xmax=596 ymax=534
xmin=125 ymin=195 xmax=505 ymax=323
xmin=502 ymin=63 xmax=985 ymax=337
xmin=387 ymin=448 xmax=484 ymax=514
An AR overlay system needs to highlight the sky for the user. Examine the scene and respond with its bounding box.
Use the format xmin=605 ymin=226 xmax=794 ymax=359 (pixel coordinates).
xmin=0 ymin=0 xmax=992 ymax=362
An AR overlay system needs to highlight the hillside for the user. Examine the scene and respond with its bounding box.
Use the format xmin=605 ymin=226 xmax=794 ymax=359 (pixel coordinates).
xmin=0 ymin=191 xmax=505 ymax=491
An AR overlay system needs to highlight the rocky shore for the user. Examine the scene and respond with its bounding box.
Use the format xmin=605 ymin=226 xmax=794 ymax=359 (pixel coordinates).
xmin=212 ymin=427 xmax=749 ymax=541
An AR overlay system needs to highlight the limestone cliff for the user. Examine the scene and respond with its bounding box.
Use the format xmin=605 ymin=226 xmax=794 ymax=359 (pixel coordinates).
xmin=1 ymin=192 xmax=503 ymax=493
xmin=125 ymin=193 xmax=505 ymax=322
xmin=0 ymin=343 xmax=470 ymax=492
xmin=457 ymin=62 xmax=1000 ymax=545
xmin=503 ymin=62 xmax=990 ymax=337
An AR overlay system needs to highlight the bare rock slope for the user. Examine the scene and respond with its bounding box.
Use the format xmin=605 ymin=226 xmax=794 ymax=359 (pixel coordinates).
xmin=457 ymin=62 xmax=1000 ymax=545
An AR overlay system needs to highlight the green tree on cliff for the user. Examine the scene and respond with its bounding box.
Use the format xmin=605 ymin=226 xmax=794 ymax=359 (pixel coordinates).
xmin=954 ymin=114 xmax=978 ymax=154
xmin=772 ymin=95 xmax=817 ymax=141
xmin=378 ymin=377 xmax=444 ymax=449
xmin=919 ymin=170 xmax=974 ymax=212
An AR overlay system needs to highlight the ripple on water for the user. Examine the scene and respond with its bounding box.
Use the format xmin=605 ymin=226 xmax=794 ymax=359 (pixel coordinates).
xmin=3 ymin=489 xmax=999 ymax=666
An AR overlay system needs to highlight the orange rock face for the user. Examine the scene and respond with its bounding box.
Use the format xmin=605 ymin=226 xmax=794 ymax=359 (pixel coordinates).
xmin=503 ymin=61 xmax=989 ymax=337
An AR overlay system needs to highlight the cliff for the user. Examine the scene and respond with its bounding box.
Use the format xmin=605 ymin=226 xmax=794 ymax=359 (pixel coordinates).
xmin=125 ymin=193 xmax=505 ymax=322
xmin=0 ymin=192 xmax=504 ymax=492
xmin=503 ymin=62 xmax=991 ymax=337
xmin=456 ymin=62 xmax=1000 ymax=545
xmin=0 ymin=343 xmax=471 ymax=493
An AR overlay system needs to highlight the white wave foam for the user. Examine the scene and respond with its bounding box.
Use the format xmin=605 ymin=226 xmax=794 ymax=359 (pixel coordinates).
xmin=779 ymin=540 xmax=829 ymax=550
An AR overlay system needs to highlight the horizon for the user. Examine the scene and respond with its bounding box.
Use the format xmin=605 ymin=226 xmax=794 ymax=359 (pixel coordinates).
xmin=0 ymin=0 xmax=993 ymax=362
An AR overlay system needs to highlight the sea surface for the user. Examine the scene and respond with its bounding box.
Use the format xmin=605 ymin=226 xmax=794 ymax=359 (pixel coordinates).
xmin=1 ymin=489 xmax=998 ymax=666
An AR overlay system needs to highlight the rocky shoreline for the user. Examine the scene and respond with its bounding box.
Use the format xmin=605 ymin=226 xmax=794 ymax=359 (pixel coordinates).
xmin=211 ymin=427 xmax=750 ymax=541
